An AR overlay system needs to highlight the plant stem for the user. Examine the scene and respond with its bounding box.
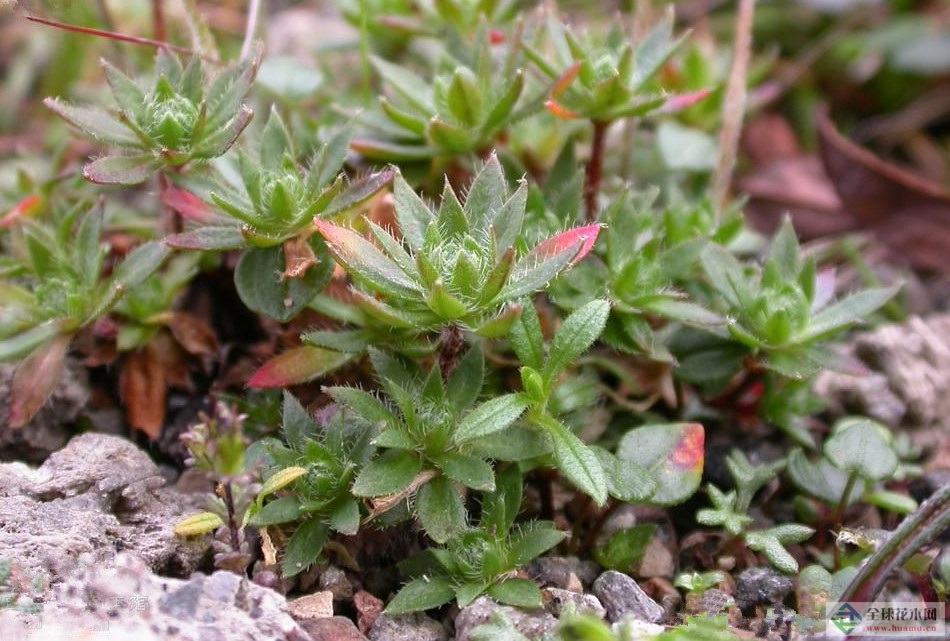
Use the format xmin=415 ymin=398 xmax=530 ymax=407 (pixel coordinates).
xmin=832 ymin=472 xmax=859 ymax=568
xmin=25 ymin=15 xmax=205 ymax=59
xmin=712 ymin=0 xmax=755 ymax=215
xmin=838 ymin=480 xmax=950 ymax=603
xmin=222 ymin=481 xmax=241 ymax=552
xmin=151 ymin=0 xmax=166 ymax=43
xmin=241 ymin=0 xmax=263 ymax=61
xmin=584 ymin=120 xmax=608 ymax=222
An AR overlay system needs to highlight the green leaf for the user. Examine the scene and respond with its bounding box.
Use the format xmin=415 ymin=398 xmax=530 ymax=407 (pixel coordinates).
xmin=416 ymin=475 xmax=466 ymax=543
xmin=281 ymin=391 xmax=315 ymax=449
xmin=464 ymin=156 xmax=508 ymax=236
xmin=507 ymin=522 xmax=567 ymax=567
xmin=595 ymin=524 xmax=656 ymax=572
xmin=282 ymin=518 xmax=330 ymax=577
xmin=446 ymin=344 xmax=485 ymax=412
xmin=543 ymin=417 xmax=607 ymax=505
xmin=314 ymin=219 xmax=420 ymax=299
xmin=508 ymin=302 xmax=545 ymax=370
xmin=481 ymin=465 xmax=523 ymax=534
xmin=259 ymin=466 xmax=307 ymax=498
xmin=352 ymin=450 xmax=423 ymax=497
xmin=700 ymin=243 xmax=752 ymax=309
xmin=83 ymin=154 xmax=157 ymax=185
xmin=112 ymin=241 xmax=172 ymax=290
xmin=371 ymin=56 xmax=435 ymax=114
xmin=165 ymin=226 xmax=247 ymax=250
xmin=174 ymin=512 xmax=224 ymax=537
xmin=771 ymin=218 xmax=801 ymax=276
xmin=616 ymin=423 xmax=704 ymax=506
xmin=322 ymin=168 xmax=397 ymax=218
xmin=329 ymin=498 xmax=361 ymax=535
xmin=745 ymin=525 xmax=813 ymax=575
xmin=787 ymin=449 xmax=856 ymax=505
xmin=824 ymin=417 xmax=897 ymax=481
xmin=249 ymin=496 xmax=303 ymax=525
xmin=863 ymin=490 xmax=917 ymax=515
xmin=455 ymin=394 xmax=529 ymax=443
xmin=433 ymin=453 xmax=495 ymax=492
xmin=308 ymin=121 xmax=355 ymax=194
xmin=487 ymin=579 xmax=542 ymax=609
xmin=235 ymin=244 xmax=334 ymax=322
xmin=44 ymin=98 xmax=140 ymax=146
xmin=656 ymin=121 xmax=717 ymax=171
xmin=385 ymin=576 xmax=455 ymax=615
xmin=0 ymin=321 xmax=63 ymax=363
xmin=248 ymin=346 xmax=354 ymax=388
xmin=394 ymin=175 xmax=435 ymax=253
xmin=594 ymin=447 xmax=655 ymax=503
xmin=798 ymin=285 xmax=901 ymax=343
xmin=542 ymin=299 xmax=610 ymax=385
xmin=327 ymin=386 xmax=392 ymax=426
xmin=260 ymin=107 xmax=293 ymax=167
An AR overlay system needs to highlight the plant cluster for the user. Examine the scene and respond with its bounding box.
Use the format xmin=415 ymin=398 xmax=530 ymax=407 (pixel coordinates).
xmin=1 ymin=0 xmax=940 ymax=634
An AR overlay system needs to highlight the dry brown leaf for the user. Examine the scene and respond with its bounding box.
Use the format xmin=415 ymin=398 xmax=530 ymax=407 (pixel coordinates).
xmin=8 ymin=334 xmax=69 ymax=429
xmin=818 ymin=110 xmax=950 ymax=272
xmin=119 ymin=342 xmax=167 ymax=440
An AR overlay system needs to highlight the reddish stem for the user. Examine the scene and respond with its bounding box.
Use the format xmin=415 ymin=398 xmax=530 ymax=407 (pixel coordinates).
xmin=584 ymin=120 xmax=608 ymax=222
xmin=152 ymin=0 xmax=166 ymax=43
xmin=25 ymin=14 xmax=209 ymax=60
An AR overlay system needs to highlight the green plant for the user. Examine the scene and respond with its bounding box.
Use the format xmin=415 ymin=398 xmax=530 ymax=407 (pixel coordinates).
xmin=246 ymin=392 xmax=375 ymax=577
xmin=2 ymin=0 xmax=926 ymax=630
xmin=788 ymin=416 xmax=916 ymax=525
xmin=46 ymin=48 xmax=258 ymax=184
xmin=175 ymin=401 xmax=260 ymax=572
xmin=386 ymin=466 xmax=564 ymax=613
xmin=0 ymin=201 xmax=168 ymax=426
xmin=697 ymin=449 xmax=814 ymax=574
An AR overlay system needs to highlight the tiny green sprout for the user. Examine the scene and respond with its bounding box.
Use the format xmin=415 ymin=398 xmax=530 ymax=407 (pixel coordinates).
xmin=674 ymin=570 xmax=727 ymax=594
xmin=46 ymin=48 xmax=260 ymax=184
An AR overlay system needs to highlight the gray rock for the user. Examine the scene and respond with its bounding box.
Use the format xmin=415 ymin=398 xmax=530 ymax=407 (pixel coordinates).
xmin=735 ymin=566 xmax=794 ymax=611
xmin=289 ymin=591 xmax=335 ymax=620
xmin=0 ymin=433 xmax=211 ymax=584
xmin=319 ymin=565 xmax=354 ymax=601
xmin=816 ymin=313 xmax=950 ymax=447
xmin=541 ymin=587 xmax=606 ymax=618
xmin=368 ymin=612 xmax=448 ymax=641
xmin=0 ymin=359 xmax=88 ymax=463
xmin=301 ymin=616 xmax=369 ymax=641
xmin=0 ymin=553 xmax=311 ymax=641
xmin=524 ymin=556 xmax=600 ymax=590
xmin=454 ymin=597 xmax=558 ymax=641
xmin=592 ymin=570 xmax=665 ymax=624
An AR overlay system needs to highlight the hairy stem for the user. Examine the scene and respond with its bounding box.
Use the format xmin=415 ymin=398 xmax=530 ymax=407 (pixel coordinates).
xmin=712 ymin=0 xmax=755 ymax=214
xmin=584 ymin=120 xmax=608 ymax=222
